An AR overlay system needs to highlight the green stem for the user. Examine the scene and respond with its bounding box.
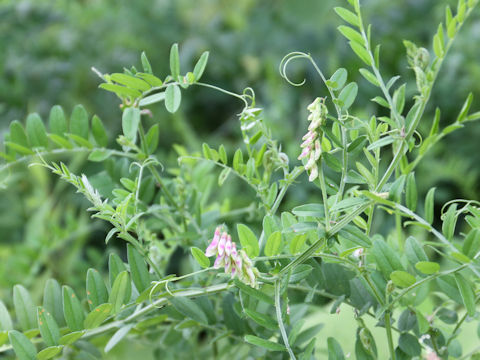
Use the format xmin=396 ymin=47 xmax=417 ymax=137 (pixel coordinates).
xmin=274 ymin=280 xmax=296 ymax=360
xmin=384 ymin=311 xmax=396 ymax=360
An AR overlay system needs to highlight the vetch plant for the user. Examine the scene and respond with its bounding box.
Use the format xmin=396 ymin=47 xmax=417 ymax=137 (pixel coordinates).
xmin=1 ymin=0 xmax=480 ymax=359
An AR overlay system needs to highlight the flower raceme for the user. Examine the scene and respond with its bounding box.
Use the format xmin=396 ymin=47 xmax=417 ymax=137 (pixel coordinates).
xmin=205 ymin=226 xmax=259 ymax=288
xmin=298 ymin=97 xmax=327 ymax=182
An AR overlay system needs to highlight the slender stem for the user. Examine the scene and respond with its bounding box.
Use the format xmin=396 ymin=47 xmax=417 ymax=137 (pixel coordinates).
xmin=274 ymin=280 xmax=296 ymax=359
xmin=318 ymin=162 xmax=330 ymax=230
xmin=384 ymin=311 xmax=396 ymax=360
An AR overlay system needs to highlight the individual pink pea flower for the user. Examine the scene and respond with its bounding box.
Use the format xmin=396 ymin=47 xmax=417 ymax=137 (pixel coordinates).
xmin=214 ymin=254 xmax=225 ymax=269
xmin=225 ymin=235 xmax=233 ymax=256
xmin=205 ymin=227 xmax=222 ymax=257
xmin=217 ymin=232 xmax=228 ymax=256
xmin=308 ymin=165 xmax=318 ymax=182
xmin=298 ymin=146 xmax=311 ymax=160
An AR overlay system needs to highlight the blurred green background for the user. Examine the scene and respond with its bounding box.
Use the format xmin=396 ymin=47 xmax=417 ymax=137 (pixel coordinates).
xmin=1 ymin=0 xmax=479 ymax=358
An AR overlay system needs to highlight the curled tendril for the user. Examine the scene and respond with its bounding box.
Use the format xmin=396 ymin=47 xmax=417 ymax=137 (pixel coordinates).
xmin=279 ymin=52 xmax=311 ymax=86
xmin=242 ymin=87 xmax=256 ymax=107
xmin=412 ymin=130 xmax=423 ymax=148
xmin=440 ymin=199 xmax=480 ymax=217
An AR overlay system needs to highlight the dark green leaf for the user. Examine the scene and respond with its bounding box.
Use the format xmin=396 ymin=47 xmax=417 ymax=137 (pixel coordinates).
xmin=48 ymin=105 xmax=67 ymax=136
xmin=463 ymin=229 xmax=480 ymax=259
xmin=109 ymin=271 xmax=131 ymax=313
xmin=405 ymin=236 xmax=428 ymax=265
xmin=328 ymin=337 xmax=345 ymax=360
xmin=244 ymin=309 xmax=277 ymax=330
xmin=170 ymin=297 xmax=208 ymax=324
xmin=371 ymin=239 xmax=403 ymax=278
xmin=127 ymin=244 xmax=151 ymax=293
xmin=43 ymin=279 xmax=65 ymax=327
xmin=398 ymin=333 xmax=421 ymax=356
xmin=91 ymin=115 xmax=108 ymax=147
xmin=442 ymin=204 xmax=458 ymax=240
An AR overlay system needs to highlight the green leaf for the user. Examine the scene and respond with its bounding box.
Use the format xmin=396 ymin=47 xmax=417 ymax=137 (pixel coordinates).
xmin=328 ymin=337 xmax=345 ymax=360
xmin=127 ymin=244 xmax=151 ymax=293
xmin=169 ymin=43 xmax=180 ymax=79
xmin=141 ymin=51 xmax=152 ymax=74
xmin=244 ymin=335 xmax=286 ymax=352
xmin=442 ymin=204 xmax=458 ymax=240
xmin=137 ymin=73 xmax=163 ymax=87
xmin=437 ymin=275 xmax=463 ymax=304
xmin=424 ymin=188 xmax=436 ymax=224
xmin=415 ymin=261 xmax=440 ymax=275
xmin=99 ymin=83 xmax=141 ymax=99
xmin=405 ymin=172 xmax=417 ymax=211
xmin=43 ymin=279 xmax=64 ymax=327
xmin=338 ymin=26 xmax=364 ymax=44
xmin=244 ymin=309 xmax=277 ymax=330
xmin=457 ymin=92 xmax=473 ymax=123
xmin=109 ymin=271 xmax=131 ymax=313
xmin=290 ymin=264 xmax=313 ymax=283
xmin=108 ymin=253 xmax=127 ymax=288
xmin=36 ymin=346 xmax=63 ymax=360
xmin=398 ymin=333 xmax=421 ymax=356
xmin=405 ymin=236 xmax=428 ymax=265
xmin=393 ymin=84 xmax=406 ymax=114
xmin=47 ymin=134 xmax=72 ymax=149
xmin=390 ymin=271 xmax=416 ymax=288
xmin=349 ymin=41 xmax=371 ymax=65
xmin=366 ymin=136 xmax=394 ymax=151
xmin=62 ymin=286 xmax=85 ymax=332
xmin=165 ymin=84 xmax=181 ymax=113
xmin=13 ymin=285 xmax=37 ymax=331
xmin=334 ymin=7 xmax=360 ymax=27
xmin=359 ymin=68 xmax=379 ymax=86
xmin=145 ymin=124 xmax=160 ymax=154
xmin=338 ymin=82 xmax=358 ymax=110
xmin=170 ymin=297 xmax=208 ymax=324
xmin=110 ymin=73 xmax=150 ymax=92
xmin=104 ymin=324 xmax=134 ymax=353
xmin=26 ymin=113 xmax=49 ymax=148
xmin=84 ymin=303 xmax=113 ymax=329
xmin=70 ymin=105 xmax=89 ymax=140
xmin=88 ymin=149 xmax=112 ymax=162
xmin=264 ymin=231 xmax=282 ymax=257
xmin=371 ymin=239 xmax=403 ymax=278
xmin=37 ymin=306 xmax=60 ymax=347
xmin=122 ymin=107 xmax=141 ymax=143
xmin=10 ymin=120 xmax=30 ymax=148
xmin=292 ymin=204 xmax=324 ymax=218
xmin=462 ymin=229 xmax=480 ymax=259
xmin=191 ymin=247 xmax=210 ymax=269
xmin=455 ymin=274 xmax=476 ymax=316
xmin=91 ymin=115 xmax=108 ymax=147
xmin=0 ymin=301 xmax=13 ymax=331
xmin=139 ymin=92 xmax=165 ymax=107
xmin=58 ymin=330 xmax=86 ymax=345
xmin=433 ymin=33 xmax=444 ymax=58
xmin=8 ymin=330 xmax=36 ymax=360
xmin=48 ymin=105 xmax=67 ymax=136
xmin=65 ymin=133 xmax=93 ymax=148
xmin=86 ymin=269 xmax=108 ymax=311
xmin=329 ymin=68 xmax=348 ymax=90
xmin=237 ymin=224 xmax=259 ymax=258
xmin=193 ymin=51 xmax=209 ymax=81
xmin=234 ymin=279 xmax=274 ymax=305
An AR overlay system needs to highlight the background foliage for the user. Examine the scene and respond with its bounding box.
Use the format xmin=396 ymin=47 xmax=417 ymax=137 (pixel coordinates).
xmin=0 ymin=0 xmax=480 ymax=358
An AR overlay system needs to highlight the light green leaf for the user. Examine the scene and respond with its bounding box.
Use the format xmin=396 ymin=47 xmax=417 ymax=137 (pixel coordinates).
xmin=37 ymin=306 xmax=60 ymax=347
xmin=109 ymin=271 xmax=131 ymax=313
xmin=442 ymin=204 xmax=458 ymax=240
xmin=237 ymin=224 xmax=259 ymax=258
xmin=48 ymin=105 xmax=67 ymax=136
xmin=415 ymin=261 xmax=440 ymax=275
xmin=455 ymin=274 xmax=476 ymax=316
xmin=191 ymin=247 xmax=210 ymax=269
xmin=88 ymin=149 xmax=112 ymax=162
xmin=390 ymin=271 xmax=416 ymax=288
xmin=84 ymin=303 xmax=113 ymax=329
xmin=264 ymin=231 xmax=282 ymax=257
xmin=170 ymin=43 xmax=180 ymax=79
xmin=334 ymin=7 xmax=360 ymax=27
xmin=328 ymin=337 xmax=345 ymax=360
xmin=69 ymin=105 xmax=89 ymax=140
xmin=338 ymin=82 xmax=358 ymax=110
xmin=122 ymin=107 xmax=141 ymax=143
xmin=10 ymin=120 xmax=30 ymax=148
xmin=110 ymin=73 xmax=150 ymax=92
xmin=141 ymin=51 xmax=152 ymax=74
xmin=165 ymin=84 xmax=181 ymax=113
xmin=86 ymin=268 xmax=108 ymax=311
xmin=0 ymin=301 xmax=13 ymax=331
xmin=58 ymin=330 xmax=85 ymax=345
xmin=193 ymin=51 xmax=209 ymax=81
xmin=329 ymin=68 xmax=348 ymax=90
xmin=104 ymin=324 xmax=134 ymax=353
xmin=36 ymin=346 xmax=63 ymax=360
xmin=462 ymin=229 xmax=480 ymax=259
xmin=292 ymin=204 xmax=324 ymax=218
xmin=99 ymin=83 xmax=142 ymax=99
xmin=139 ymin=92 xmax=165 ymax=107
xmin=26 ymin=113 xmax=49 ymax=148
xmin=43 ymin=279 xmax=64 ymax=327
xmin=424 ymin=188 xmax=436 ymax=224
xmin=62 ymin=286 xmax=85 ymax=332
xmin=8 ymin=330 xmax=36 ymax=360
xmin=244 ymin=335 xmax=286 ymax=352
xmin=13 ymin=285 xmax=36 ymax=331
xmin=91 ymin=115 xmax=108 ymax=147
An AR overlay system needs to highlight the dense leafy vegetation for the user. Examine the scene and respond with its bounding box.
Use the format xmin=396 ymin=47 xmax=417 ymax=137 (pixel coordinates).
xmin=1 ymin=0 xmax=480 ymax=359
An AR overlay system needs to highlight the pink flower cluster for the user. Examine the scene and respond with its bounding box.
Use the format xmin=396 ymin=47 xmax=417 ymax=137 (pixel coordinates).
xmin=205 ymin=227 xmax=259 ymax=288
xmin=298 ymin=97 xmax=327 ymax=182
